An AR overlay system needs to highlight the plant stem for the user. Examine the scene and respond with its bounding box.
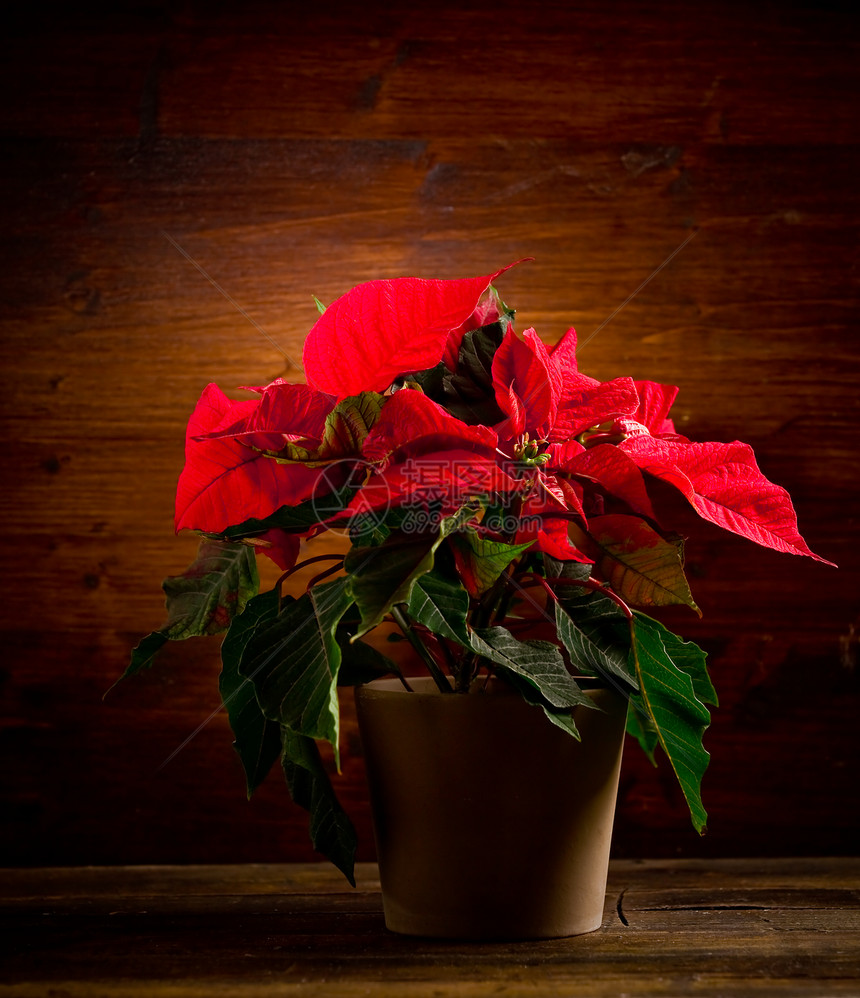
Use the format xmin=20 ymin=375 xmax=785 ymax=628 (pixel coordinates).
xmin=423 ymin=628 xmax=460 ymax=674
xmin=275 ymin=555 xmax=344 ymax=609
xmin=515 ymin=571 xmax=634 ymax=622
xmin=390 ymin=604 xmax=453 ymax=693
xmin=490 ymin=569 xmax=516 ymax=625
xmin=306 ymin=562 xmax=346 ymax=589
xmin=396 ymin=673 xmax=415 ymax=693
xmin=457 ymin=571 xmax=511 ymax=691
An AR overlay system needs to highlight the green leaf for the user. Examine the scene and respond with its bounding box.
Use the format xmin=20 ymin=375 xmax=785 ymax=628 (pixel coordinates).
xmin=543 ymin=556 xmax=593 ymax=582
xmin=336 ymin=633 xmax=400 ymax=686
xmin=312 ymin=294 xmax=326 ymax=315
xmin=346 ymin=532 xmax=440 ymax=638
xmin=451 ymin=321 xmax=507 ymax=391
xmin=346 ymin=506 xmax=478 ymax=638
xmin=239 ymin=578 xmax=354 ymax=766
xmin=281 ymin=729 xmax=357 ymax=886
xmin=410 ymin=311 xmax=514 ymax=424
xmin=441 ymin=319 xmax=511 ymax=424
xmin=450 ymin=530 xmax=533 ymax=597
xmin=641 ymin=613 xmax=717 ymax=707
xmin=554 ymin=600 xmax=638 ymax=693
xmin=553 ymin=586 xmax=638 ymax=691
xmin=407 ymin=571 xmax=472 ymax=646
xmin=579 ymin=515 xmax=700 ymax=614
xmin=626 ymin=700 xmax=659 ymax=765
xmin=408 ymin=361 xmax=448 ymax=398
xmin=471 ymin=626 xmax=597 ymax=711
xmin=348 ymin=512 xmax=391 ymax=548
xmin=113 ymin=539 xmax=259 ymax=688
xmin=317 ymin=391 xmax=385 ymax=461
xmin=161 ymin=538 xmax=259 ymax=639
xmin=628 ymin=611 xmax=712 ymax=833
xmin=219 ymin=589 xmax=283 ymax=797
xmin=122 ymin=630 xmax=169 ymax=680
xmin=553 ymin=577 xmax=623 ymax=623
xmin=495 ymin=669 xmax=586 ymax=739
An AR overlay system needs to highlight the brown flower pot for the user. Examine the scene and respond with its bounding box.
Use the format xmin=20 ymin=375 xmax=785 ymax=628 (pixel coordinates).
xmin=354 ymin=676 xmax=627 ymax=940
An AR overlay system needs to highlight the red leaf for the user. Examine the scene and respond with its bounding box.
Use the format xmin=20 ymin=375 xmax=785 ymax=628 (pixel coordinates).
xmin=198 ymin=381 xmax=334 ymax=453
xmin=509 ymin=471 xmax=586 ymax=524
xmin=543 ymin=439 xmax=585 ymax=466
xmin=362 ymin=389 xmax=499 ymax=465
xmin=175 ymin=383 xmax=335 ymax=533
xmin=250 ymin=529 xmax=301 ymax=571
xmin=633 ymin=380 xmax=685 ymax=438
xmin=449 ymin=539 xmax=486 ymax=598
xmin=517 ymin=482 xmax=590 ymax=561
xmin=550 ymin=377 xmax=640 ymax=442
xmin=559 ymin=443 xmax=659 ymax=522
xmin=492 ymin=327 xmax=558 ymax=439
xmin=549 ymin=327 xmax=580 ymax=382
xmin=345 ymin=448 xmax=516 ymax=519
xmin=518 ymin=514 xmax=591 ymax=563
xmin=554 ymin=476 xmax=586 ymax=519
xmin=303 ymin=264 xmax=520 ymax=397
xmin=441 ymin=288 xmax=506 ymax=371
xmin=538 ymin=473 xmax=567 ymax=509
xmin=621 ymin=437 xmax=835 ymax=564
xmin=251 ymin=381 xmax=335 ymax=433
xmin=501 ymin=383 xmax=527 ymax=437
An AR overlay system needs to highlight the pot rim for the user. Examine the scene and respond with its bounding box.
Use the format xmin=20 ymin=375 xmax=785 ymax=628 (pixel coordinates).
xmin=357 ymin=676 xmax=511 ymax=698
xmin=355 ymin=674 xmax=611 ymax=699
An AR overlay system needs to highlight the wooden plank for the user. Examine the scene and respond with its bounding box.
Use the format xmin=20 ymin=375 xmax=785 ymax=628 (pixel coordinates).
xmin=3 ymin=857 xmax=859 ymax=899
xmin=0 ymin=861 xmax=858 ymax=997
xmin=2 ymin=984 xmax=858 ymax=998
xmin=5 ymin=3 xmax=854 ymax=144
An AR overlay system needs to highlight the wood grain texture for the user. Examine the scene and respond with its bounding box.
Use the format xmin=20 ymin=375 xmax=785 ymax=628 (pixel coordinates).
xmin=1 ymin=0 xmax=858 ymax=866
xmin=0 ymin=860 xmax=858 ymax=996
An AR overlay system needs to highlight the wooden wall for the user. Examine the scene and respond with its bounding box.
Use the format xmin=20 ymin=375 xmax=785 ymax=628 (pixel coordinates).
xmin=2 ymin=0 xmax=858 ymax=867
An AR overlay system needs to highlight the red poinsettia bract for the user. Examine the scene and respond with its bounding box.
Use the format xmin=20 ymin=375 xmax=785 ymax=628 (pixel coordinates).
xmin=482 ymin=323 xmax=832 ymax=566
xmin=175 ymin=380 xmax=338 ymax=534
xmin=302 ymin=264 xmax=521 ymax=397
xmin=174 ymin=262 xmax=832 ymax=574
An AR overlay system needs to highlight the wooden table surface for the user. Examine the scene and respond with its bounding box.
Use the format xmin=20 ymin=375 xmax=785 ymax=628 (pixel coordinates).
xmin=1 ymin=858 xmax=857 ymax=997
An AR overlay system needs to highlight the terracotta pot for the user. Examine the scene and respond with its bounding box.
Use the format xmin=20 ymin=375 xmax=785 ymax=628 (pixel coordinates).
xmin=354 ymin=676 xmax=627 ymax=940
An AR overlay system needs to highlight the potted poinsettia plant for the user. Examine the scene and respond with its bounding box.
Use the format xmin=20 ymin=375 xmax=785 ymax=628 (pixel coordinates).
xmin=122 ymin=261 xmax=831 ymax=938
